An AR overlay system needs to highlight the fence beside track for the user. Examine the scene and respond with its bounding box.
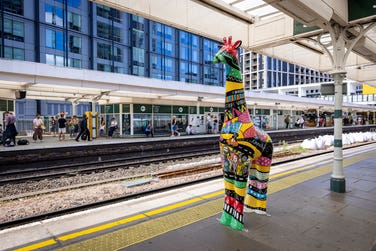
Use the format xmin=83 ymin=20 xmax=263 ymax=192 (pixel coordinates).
xmin=0 ymin=125 xmax=374 ymax=171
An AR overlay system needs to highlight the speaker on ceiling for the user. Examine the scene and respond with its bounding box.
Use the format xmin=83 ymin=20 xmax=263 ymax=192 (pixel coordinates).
xmin=15 ymin=90 xmax=27 ymax=99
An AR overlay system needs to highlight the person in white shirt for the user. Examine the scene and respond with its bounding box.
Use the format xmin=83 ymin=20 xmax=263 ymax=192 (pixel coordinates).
xmin=186 ymin=124 xmax=194 ymax=135
xmin=107 ymin=117 xmax=118 ymax=138
xmin=33 ymin=114 xmax=44 ymax=142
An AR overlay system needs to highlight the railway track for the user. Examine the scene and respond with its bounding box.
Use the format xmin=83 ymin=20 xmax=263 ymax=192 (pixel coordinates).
xmin=0 ymin=149 xmax=219 ymax=185
xmin=1 ymin=141 xmax=375 ymax=230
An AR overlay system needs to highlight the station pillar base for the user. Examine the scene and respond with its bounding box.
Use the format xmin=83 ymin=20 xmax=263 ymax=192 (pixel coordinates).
xmin=330 ymin=178 xmax=346 ymax=193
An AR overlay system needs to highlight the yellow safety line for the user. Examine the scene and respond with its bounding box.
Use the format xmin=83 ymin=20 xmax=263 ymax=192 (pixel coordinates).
xmin=14 ymin=150 xmax=375 ymax=251
xmin=13 ymin=239 xmax=57 ymax=251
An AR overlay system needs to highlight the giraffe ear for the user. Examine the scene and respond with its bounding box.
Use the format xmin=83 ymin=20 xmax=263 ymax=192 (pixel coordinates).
xmin=234 ymin=40 xmax=242 ymax=49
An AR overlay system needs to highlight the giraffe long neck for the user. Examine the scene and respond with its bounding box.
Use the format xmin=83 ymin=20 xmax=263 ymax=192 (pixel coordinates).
xmin=224 ymin=63 xmax=251 ymax=123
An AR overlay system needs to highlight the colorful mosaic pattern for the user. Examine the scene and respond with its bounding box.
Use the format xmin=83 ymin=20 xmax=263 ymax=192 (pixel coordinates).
xmin=213 ymin=36 xmax=273 ymax=231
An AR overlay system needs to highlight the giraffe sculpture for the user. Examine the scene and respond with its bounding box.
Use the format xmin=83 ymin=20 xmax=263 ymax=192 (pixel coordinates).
xmin=213 ymin=36 xmax=273 ymax=231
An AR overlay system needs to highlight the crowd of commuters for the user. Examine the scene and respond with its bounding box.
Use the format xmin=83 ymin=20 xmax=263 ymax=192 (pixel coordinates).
xmin=2 ymin=111 xmax=371 ymax=147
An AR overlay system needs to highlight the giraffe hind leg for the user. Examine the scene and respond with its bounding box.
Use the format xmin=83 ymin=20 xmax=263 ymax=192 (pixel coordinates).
xmin=244 ymin=159 xmax=271 ymax=215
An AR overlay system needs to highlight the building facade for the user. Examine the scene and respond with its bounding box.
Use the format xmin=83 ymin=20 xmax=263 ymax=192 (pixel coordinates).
xmin=0 ymin=0 xmax=225 ymax=118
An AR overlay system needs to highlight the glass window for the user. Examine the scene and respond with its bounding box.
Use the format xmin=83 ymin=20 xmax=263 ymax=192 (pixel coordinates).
xmin=132 ymin=29 xmax=144 ymax=48
xmin=13 ymin=21 xmax=24 ymax=38
xmin=13 ymin=47 xmax=24 ymax=60
xmin=97 ymin=22 xmax=111 ymax=40
xmin=46 ymin=29 xmax=55 ymax=48
xmin=56 ymin=55 xmax=64 ymax=66
xmin=45 ymin=4 xmax=53 ymax=24
xmin=68 ymin=58 xmax=81 ymax=68
xmin=46 ymin=54 xmax=65 ymax=66
xmin=3 ymin=0 xmax=23 ymax=15
xmin=114 ymin=66 xmax=124 ymax=73
xmin=3 ymin=19 xmax=24 ymax=42
xmin=4 ymin=19 xmax=12 ymax=34
xmin=97 ymin=63 xmax=112 ymax=72
xmin=55 ymin=31 xmax=64 ymax=51
xmin=4 ymin=47 xmax=12 ymax=58
xmin=113 ymin=26 xmax=121 ymax=42
xmin=133 ymin=114 xmax=152 ymax=135
xmin=132 ymin=47 xmax=145 ymax=76
xmin=46 ymin=29 xmax=64 ymax=51
xmin=45 ymin=4 xmax=63 ymax=27
xmin=46 ymin=54 xmax=55 ymax=65
xmin=97 ymin=43 xmax=111 ymax=60
xmin=68 ymin=12 xmax=81 ymax=31
xmin=113 ymin=47 xmax=122 ymax=62
xmin=69 ymin=35 xmax=81 ymax=54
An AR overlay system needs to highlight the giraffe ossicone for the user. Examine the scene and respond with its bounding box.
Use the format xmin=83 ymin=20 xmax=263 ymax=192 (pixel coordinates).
xmin=213 ymin=36 xmax=273 ymax=231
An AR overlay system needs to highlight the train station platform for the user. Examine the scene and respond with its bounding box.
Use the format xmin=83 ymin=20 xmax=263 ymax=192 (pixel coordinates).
xmin=0 ymin=143 xmax=375 ymax=251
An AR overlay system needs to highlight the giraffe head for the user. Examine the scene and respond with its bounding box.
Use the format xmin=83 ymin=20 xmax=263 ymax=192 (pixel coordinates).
xmin=213 ymin=36 xmax=242 ymax=65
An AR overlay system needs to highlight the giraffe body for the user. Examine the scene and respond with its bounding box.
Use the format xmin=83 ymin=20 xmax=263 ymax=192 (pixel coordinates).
xmin=213 ymin=36 xmax=273 ymax=231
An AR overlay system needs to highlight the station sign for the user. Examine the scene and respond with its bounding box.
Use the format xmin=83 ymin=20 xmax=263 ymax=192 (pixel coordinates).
xmin=122 ymin=104 xmax=130 ymax=113
xmin=293 ymin=20 xmax=320 ymax=36
xmin=101 ymin=104 xmax=119 ymax=113
xmin=153 ymin=105 xmax=172 ymax=114
xmin=348 ymin=0 xmax=376 ymax=22
xmin=134 ymin=104 xmax=152 ymax=113
xmin=173 ymin=105 xmax=188 ymax=114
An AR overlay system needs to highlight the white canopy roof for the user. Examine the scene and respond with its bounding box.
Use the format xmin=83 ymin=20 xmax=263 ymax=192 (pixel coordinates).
xmin=96 ymin=0 xmax=376 ymax=85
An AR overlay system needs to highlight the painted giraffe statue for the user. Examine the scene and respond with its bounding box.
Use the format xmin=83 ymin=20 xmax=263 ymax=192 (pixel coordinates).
xmin=213 ymin=36 xmax=273 ymax=231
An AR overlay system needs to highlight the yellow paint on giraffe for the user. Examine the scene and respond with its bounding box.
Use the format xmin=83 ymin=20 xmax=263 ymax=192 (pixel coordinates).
xmin=225 ymin=81 xmax=244 ymax=93
xmin=224 ymin=179 xmax=246 ymax=197
xmin=238 ymin=141 xmax=262 ymax=159
xmin=244 ymin=195 xmax=267 ymax=209
xmin=252 ymin=163 xmax=271 ymax=173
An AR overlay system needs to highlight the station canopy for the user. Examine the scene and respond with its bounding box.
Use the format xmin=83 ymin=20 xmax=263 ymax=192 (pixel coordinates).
xmin=0 ymin=0 xmax=375 ymax=110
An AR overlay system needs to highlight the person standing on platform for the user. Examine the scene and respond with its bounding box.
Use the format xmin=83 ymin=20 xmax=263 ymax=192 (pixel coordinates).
xmin=57 ymin=113 xmax=67 ymax=141
xmin=107 ymin=117 xmax=118 ymax=138
xmin=76 ymin=115 xmax=91 ymax=142
xmin=71 ymin=115 xmax=79 ymax=138
xmin=206 ymin=113 xmax=212 ymax=134
xmin=50 ymin=117 xmax=57 ymax=137
xmin=213 ymin=116 xmax=218 ymax=134
xmin=3 ymin=111 xmax=17 ymax=146
xmin=99 ymin=117 xmax=106 ymax=137
xmin=284 ymin=115 xmax=291 ymax=129
xmin=171 ymin=116 xmax=180 ymax=136
xmin=32 ymin=114 xmax=44 ymax=143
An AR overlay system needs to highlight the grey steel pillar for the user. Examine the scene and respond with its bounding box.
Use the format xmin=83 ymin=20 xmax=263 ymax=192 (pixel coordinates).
xmin=331 ymin=71 xmax=346 ymax=192
xmin=72 ymin=101 xmax=77 ymax=116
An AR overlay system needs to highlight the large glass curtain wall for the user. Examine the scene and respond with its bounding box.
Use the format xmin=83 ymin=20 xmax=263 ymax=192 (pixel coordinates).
xmin=95 ymin=4 xmax=128 ymax=73
xmin=131 ymin=15 xmax=146 ymax=76
xmin=150 ymin=22 xmax=175 ymax=80
xmin=44 ymin=1 xmax=86 ymax=68
xmin=1 ymin=1 xmax=225 ymax=86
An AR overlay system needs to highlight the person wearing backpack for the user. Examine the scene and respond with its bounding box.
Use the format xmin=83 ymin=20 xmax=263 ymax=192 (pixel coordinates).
xmin=75 ymin=115 xmax=91 ymax=142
